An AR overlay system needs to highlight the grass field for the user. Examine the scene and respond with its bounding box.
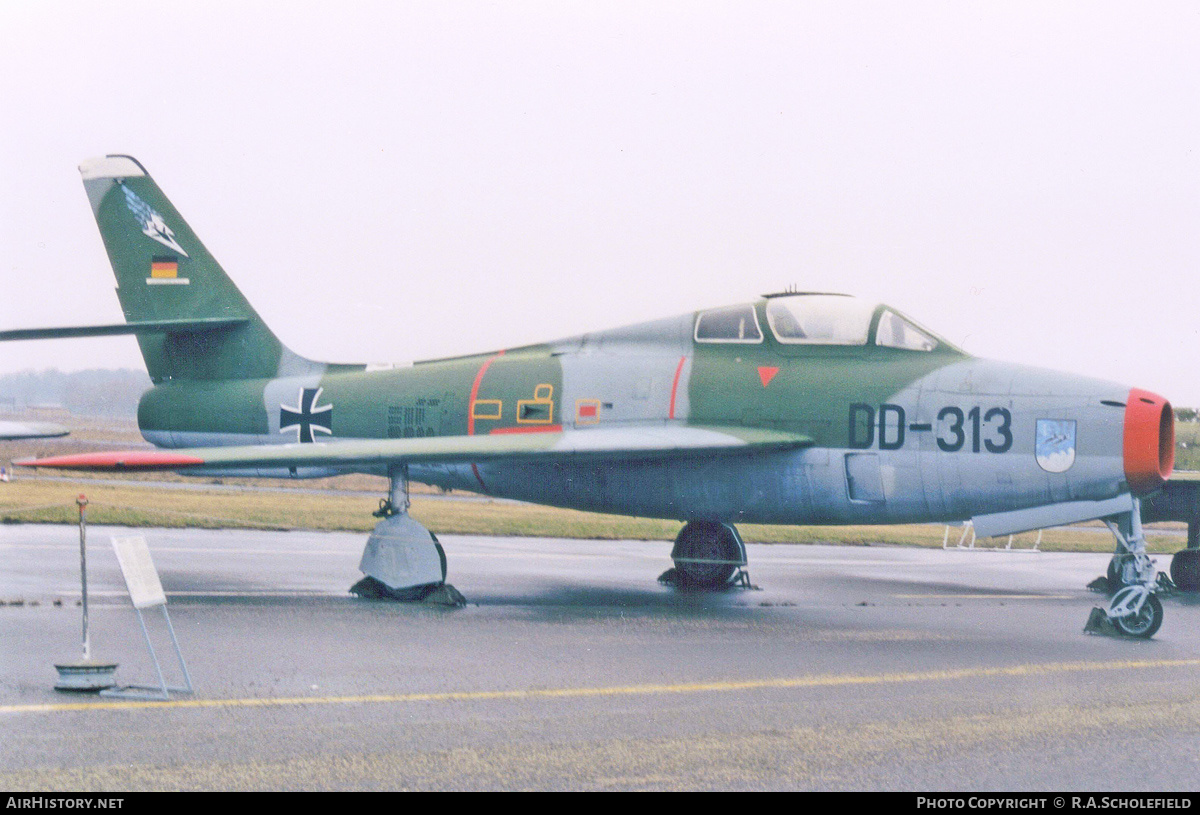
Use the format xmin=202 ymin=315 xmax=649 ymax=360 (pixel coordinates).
xmin=1175 ymin=421 xmax=1200 ymax=471
xmin=0 ymin=476 xmax=1186 ymax=554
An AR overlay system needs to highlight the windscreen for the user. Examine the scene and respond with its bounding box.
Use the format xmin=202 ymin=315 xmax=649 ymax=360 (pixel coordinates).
xmin=765 ymin=295 xmax=875 ymax=345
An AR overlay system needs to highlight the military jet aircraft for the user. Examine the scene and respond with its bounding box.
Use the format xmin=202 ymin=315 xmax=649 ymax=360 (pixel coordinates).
xmin=11 ymin=155 xmax=1181 ymax=637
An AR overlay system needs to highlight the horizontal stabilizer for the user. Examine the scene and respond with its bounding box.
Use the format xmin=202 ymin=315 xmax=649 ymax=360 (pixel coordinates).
xmin=15 ymin=425 xmax=813 ymax=472
xmin=0 ymin=318 xmax=249 ymax=342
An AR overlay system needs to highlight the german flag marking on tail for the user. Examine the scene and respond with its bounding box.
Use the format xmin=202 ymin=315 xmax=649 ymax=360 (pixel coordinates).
xmin=147 ymin=256 xmax=189 ymax=285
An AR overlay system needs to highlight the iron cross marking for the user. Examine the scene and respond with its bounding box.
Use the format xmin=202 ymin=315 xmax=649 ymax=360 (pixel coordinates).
xmin=280 ymin=387 xmax=333 ymax=443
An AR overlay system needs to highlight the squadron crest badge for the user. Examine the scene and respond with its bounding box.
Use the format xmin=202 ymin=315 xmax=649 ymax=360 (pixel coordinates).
xmin=123 ymin=185 xmax=189 ymax=257
xmin=1035 ymin=419 xmax=1076 ymax=473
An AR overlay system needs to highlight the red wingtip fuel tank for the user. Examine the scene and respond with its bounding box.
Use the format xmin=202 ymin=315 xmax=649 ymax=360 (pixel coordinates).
xmin=1124 ymin=388 xmax=1174 ymax=494
xmin=13 ymin=451 xmax=207 ymax=470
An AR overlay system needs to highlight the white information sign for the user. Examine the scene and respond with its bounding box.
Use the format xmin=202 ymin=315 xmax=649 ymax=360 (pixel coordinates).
xmin=110 ymin=536 xmax=167 ymax=609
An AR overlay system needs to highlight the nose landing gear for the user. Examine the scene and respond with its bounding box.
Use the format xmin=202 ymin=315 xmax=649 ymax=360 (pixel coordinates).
xmin=1091 ymin=498 xmax=1164 ymax=638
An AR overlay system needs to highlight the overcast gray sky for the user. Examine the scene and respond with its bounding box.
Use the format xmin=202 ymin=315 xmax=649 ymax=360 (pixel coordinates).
xmin=2 ymin=2 xmax=1197 ymax=403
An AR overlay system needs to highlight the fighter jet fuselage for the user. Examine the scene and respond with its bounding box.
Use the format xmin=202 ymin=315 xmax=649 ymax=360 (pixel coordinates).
xmin=131 ymin=292 xmax=1170 ymax=529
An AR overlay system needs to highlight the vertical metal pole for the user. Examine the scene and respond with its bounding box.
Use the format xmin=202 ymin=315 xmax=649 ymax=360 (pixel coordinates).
xmin=77 ymin=494 xmax=89 ymax=662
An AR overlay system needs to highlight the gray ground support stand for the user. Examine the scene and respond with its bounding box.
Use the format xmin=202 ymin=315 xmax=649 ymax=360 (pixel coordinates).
xmin=100 ymin=535 xmax=194 ymax=701
xmin=352 ymin=466 xmax=465 ymax=605
xmin=658 ymin=522 xmax=754 ymax=590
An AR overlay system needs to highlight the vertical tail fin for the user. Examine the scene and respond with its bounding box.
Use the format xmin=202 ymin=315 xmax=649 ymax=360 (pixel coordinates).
xmin=79 ymin=155 xmax=315 ymax=382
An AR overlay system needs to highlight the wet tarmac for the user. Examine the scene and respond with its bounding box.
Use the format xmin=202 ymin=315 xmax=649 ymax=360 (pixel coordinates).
xmin=3 ymin=524 xmax=1200 ymax=791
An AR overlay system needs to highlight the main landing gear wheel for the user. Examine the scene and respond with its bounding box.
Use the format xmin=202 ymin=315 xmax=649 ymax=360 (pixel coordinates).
xmin=1110 ymin=591 xmax=1164 ymax=639
xmin=1170 ymin=550 xmax=1200 ymax=592
xmin=666 ymin=522 xmax=746 ymax=589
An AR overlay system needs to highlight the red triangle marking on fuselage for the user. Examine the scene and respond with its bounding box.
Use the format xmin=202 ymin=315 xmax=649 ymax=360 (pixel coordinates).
xmin=758 ymin=366 xmax=779 ymax=387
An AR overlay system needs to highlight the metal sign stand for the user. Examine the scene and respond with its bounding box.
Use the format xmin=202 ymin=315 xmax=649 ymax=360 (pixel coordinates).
xmin=99 ymin=535 xmax=193 ymax=701
xmin=943 ymin=521 xmax=1043 ymax=552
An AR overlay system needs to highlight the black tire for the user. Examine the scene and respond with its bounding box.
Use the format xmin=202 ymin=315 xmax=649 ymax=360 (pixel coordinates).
xmin=431 ymin=533 xmax=448 ymax=582
xmin=1107 ymin=554 xmax=1136 ymax=591
xmin=671 ymin=522 xmax=740 ymax=589
xmin=1170 ymin=549 xmax=1200 ymax=592
xmin=1111 ymin=593 xmax=1164 ymax=639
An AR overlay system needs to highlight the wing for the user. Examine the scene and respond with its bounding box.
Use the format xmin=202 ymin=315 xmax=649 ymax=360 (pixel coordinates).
xmin=0 ymin=420 xmax=69 ymax=441
xmin=15 ymin=425 xmax=813 ymax=471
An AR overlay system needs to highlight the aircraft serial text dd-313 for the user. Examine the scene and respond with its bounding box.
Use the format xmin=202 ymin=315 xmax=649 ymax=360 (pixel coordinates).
xmin=8 ymin=155 xmax=1182 ymax=638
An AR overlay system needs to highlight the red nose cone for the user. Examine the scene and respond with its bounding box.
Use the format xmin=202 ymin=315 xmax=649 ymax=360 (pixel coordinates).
xmin=1124 ymin=388 xmax=1174 ymax=494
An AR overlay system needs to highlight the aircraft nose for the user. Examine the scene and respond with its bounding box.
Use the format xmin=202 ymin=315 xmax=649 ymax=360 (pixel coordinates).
xmin=1124 ymin=388 xmax=1174 ymax=494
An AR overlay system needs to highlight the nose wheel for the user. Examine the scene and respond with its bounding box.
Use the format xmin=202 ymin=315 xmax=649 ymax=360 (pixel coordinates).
xmin=1108 ymin=589 xmax=1164 ymax=638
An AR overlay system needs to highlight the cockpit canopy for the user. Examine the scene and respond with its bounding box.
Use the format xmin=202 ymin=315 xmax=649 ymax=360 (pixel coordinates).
xmin=694 ymin=293 xmax=944 ymax=352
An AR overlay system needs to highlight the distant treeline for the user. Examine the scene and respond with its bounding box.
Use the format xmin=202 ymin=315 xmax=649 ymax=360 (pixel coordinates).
xmin=0 ymin=368 xmax=151 ymax=418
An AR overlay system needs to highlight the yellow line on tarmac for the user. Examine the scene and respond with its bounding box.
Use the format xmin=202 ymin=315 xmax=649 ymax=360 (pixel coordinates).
xmin=892 ymin=593 xmax=1075 ymax=599
xmin=4 ymin=658 xmax=1199 ymax=716
xmin=53 ymin=590 xmax=340 ymax=598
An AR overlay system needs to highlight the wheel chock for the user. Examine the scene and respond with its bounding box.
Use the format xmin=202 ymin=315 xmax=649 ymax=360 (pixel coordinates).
xmin=421 ymin=584 xmax=467 ymax=607
xmin=1084 ymin=606 xmax=1120 ymax=636
xmin=350 ymin=575 xmax=465 ymax=606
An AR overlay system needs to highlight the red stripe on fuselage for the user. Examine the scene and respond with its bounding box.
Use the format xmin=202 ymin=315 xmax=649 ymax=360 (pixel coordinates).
xmin=668 ymin=355 xmax=687 ymax=420
xmin=487 ymin=424 xmax=563 ymax=435
xmin=467 ymin=350 xmax=507 ymax=493
xmin=471 ymin=463 xmax=488 ymax=492
xmin=467 ymin=350 xmax=506 ymax=436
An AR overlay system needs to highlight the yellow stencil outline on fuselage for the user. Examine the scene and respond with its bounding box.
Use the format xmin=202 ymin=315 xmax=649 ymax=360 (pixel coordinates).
xmin=517 ymin=384 xmax=555 ymax=424
xmin=575 ymin=398 xmax=601 ymax=426
xmin=471 ymin=399 xmax=502 ymax=420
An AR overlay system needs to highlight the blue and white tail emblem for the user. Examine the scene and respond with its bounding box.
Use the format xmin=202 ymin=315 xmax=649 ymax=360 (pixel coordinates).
xmin=1035 ymin=419 xmax=1076 ymax=473
xmin=122 ymin=186 xmax=189 ymax=257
